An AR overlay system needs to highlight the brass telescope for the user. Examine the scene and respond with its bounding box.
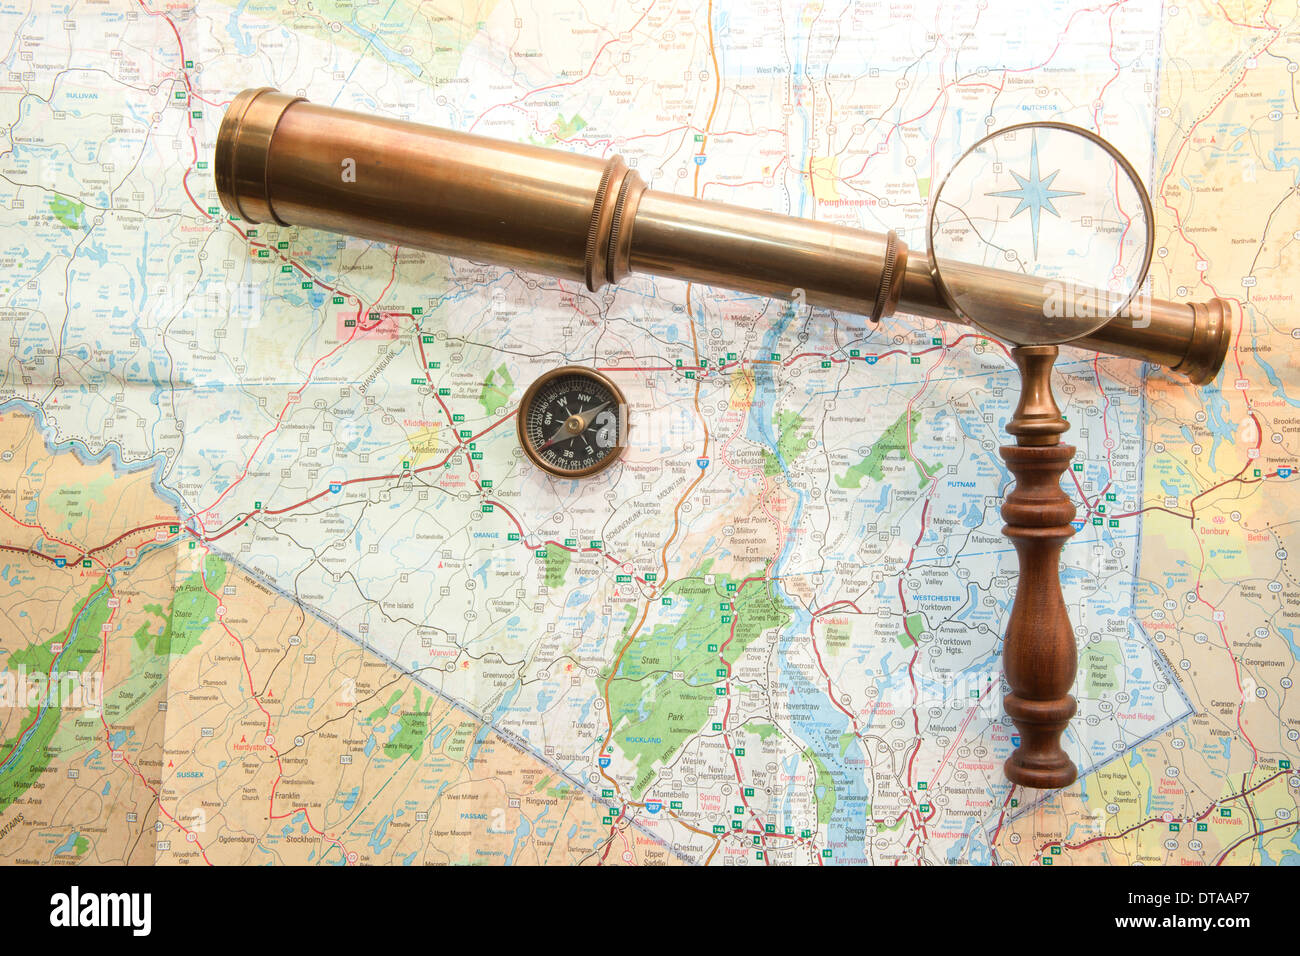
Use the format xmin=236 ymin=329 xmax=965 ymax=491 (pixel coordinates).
xmin=215 ymin=88 xmax=1231 ymax=385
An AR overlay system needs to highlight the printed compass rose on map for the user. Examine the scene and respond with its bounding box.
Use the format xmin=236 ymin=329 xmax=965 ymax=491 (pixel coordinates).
xmin=985 ymin=129 xmax=1082 ymax=259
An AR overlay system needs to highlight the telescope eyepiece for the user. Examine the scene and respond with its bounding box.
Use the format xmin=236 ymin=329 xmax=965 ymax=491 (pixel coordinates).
xmin=215 ymin=87 xmax=303 ymax=226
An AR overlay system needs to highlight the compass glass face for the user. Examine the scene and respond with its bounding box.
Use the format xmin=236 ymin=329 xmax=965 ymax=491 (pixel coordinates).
xmin=521 ymin=370 xmax=625 ymax=477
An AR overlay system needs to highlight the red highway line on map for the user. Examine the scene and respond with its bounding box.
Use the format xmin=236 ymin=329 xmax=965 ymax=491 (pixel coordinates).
xmin=1216 ymin=819 xmax=1299 ymax=865
xmin=195 ymin=254 xmax=403 ymax=525
xmin=467 ymin=1 xmax=661 ymax=135
xmin=195 ymin=569 xmax=355 ymax=864
xmin=988 ymin=787 xmax=1018 ymax=849
xmin=93 ymin=591 xmax=216 ymax=864
xmin=1031 ymin=767 xmax=1292 ymax=858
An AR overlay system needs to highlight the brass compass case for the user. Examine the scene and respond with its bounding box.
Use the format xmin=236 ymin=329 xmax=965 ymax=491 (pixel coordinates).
xmin=516 ymin=366 xmax=628 ymax=479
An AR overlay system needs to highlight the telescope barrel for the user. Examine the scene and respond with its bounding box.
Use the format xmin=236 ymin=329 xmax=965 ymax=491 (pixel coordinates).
xmin=215 ymin=88 xmax=1230 ymax=385
xmin=898 ymin=256 xmax=1232 ymax=386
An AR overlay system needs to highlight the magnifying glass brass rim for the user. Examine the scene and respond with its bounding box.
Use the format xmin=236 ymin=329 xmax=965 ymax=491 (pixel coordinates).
xmin=926 ymin=120 xmax=1156 ymax=346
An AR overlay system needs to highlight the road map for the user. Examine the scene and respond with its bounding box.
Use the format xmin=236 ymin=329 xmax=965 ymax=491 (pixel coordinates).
xmin=0 ymin=0 xmax=1296 ymax=866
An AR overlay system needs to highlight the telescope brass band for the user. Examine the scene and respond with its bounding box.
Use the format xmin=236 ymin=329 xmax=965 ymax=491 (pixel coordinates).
xmin=215 ymin=88 xmax=1231 ymax=385
xmin=871 ymin=230 xmax=904 ymax=323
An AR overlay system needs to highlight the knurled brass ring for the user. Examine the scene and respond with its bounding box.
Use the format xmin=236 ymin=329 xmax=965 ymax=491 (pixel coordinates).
xmin=871 ymin=230 xmax=902 ymax=323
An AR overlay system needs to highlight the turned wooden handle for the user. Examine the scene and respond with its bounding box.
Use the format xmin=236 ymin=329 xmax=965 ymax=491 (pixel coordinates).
xmin=997 ymin=345 xmax=1079 ymax=789
xmin=1000 ymin=442 xmax=1079 ymax=789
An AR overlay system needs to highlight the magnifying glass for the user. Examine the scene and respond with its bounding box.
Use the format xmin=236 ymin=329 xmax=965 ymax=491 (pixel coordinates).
xmin=928 ymin=121 xmax=1154 ymax=347
xmin=926 ymin=122 xmax=1156 ymax=789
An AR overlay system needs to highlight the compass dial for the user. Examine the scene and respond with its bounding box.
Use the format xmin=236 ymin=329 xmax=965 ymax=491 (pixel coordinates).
xmin=517 ymin=367 xmax=628 ymax=478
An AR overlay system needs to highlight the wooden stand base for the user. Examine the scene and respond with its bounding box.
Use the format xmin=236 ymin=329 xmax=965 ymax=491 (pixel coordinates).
xmin=1000 ymin=442 xmax=1079 ymax=789
xmin=1000 ymin=345 xmax=1079 ymax=790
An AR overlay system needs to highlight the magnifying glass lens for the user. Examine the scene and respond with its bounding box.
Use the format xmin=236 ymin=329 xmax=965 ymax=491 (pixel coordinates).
xmin=928 ymin=123 xmax=1153 ymax=346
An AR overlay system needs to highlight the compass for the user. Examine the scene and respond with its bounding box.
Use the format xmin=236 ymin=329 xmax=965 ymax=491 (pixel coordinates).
xmin=517 ymin=366 xmax=628 ymax=478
